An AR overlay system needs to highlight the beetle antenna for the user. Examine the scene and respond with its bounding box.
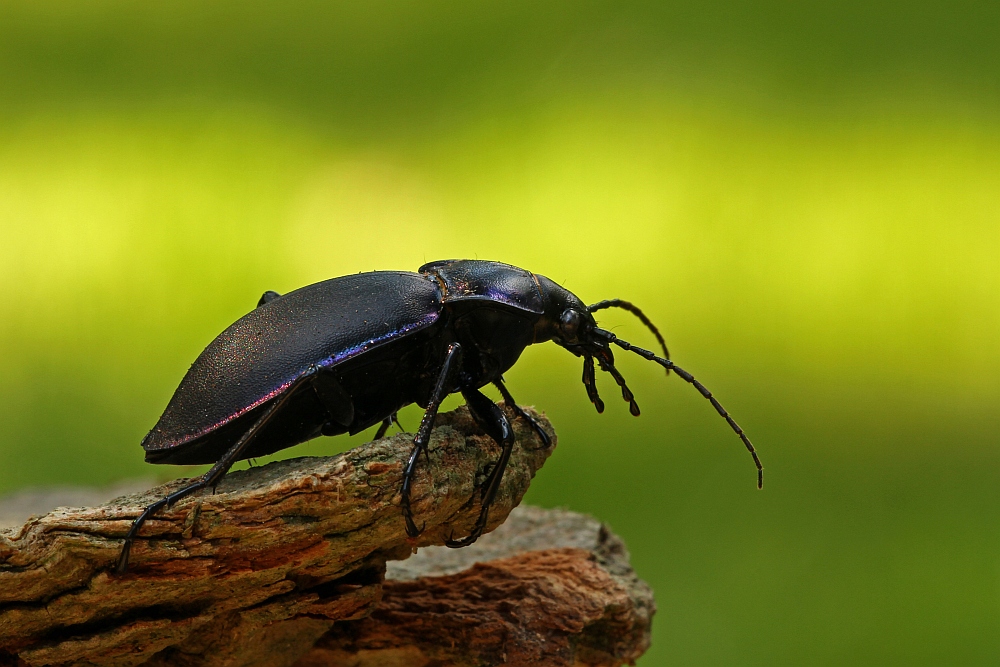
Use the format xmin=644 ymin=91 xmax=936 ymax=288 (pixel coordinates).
xmin=592 ymin=327 xmax=763 ymax=489
xmin=587 ymin=299 xmax=670 ymax=374
xmin=593 ymin=349 xmax=640 ymax=416
xmin=582 ymin=355 xmax=605 ymax=413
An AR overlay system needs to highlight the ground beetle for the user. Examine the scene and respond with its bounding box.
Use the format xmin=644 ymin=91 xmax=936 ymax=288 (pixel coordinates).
xmin=116 ymin=260 xmax=762 ymax=572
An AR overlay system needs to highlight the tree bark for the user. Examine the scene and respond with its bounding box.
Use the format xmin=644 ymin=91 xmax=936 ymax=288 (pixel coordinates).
xmin=298 ymin=505 xmax=655 ymax=667
xmin=0 ymin=406 xmax=653 ymax=667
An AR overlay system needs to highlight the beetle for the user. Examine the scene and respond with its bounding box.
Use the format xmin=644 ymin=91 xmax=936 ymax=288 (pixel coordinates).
xmin=116 ymin=259 xmax=762 ymax=572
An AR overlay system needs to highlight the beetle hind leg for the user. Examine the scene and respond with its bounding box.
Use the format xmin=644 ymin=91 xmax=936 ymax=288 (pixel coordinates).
xmin=116 ymin=477 xmax=213 ymax=573
xmin=116 ymin=368 xmax=317 ymax=573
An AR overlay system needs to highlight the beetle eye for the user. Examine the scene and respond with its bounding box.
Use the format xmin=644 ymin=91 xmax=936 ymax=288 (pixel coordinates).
xmin=559 ymin=309 xmax=583 ymax=343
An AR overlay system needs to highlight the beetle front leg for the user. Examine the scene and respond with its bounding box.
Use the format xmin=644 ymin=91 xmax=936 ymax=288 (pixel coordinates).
xmin=400 ymin=343 xmax=462 ymax=538
xmin=493 ymin=379 xmax=551 ymax=448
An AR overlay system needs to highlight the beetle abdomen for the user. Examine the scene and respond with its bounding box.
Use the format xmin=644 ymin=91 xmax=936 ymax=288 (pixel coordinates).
xmin=142 ymin=271 xmax=442 ymax=453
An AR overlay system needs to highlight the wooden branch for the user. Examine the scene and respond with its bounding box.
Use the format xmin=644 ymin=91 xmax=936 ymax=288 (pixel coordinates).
xmin=0 ymin=406 xmax=655 ymax=667
xmin=0 ymin=407 xmax=553 ymax=666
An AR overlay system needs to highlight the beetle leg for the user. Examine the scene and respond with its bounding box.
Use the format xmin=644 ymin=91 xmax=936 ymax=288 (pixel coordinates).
xmin=492 ymin=380 xmax=551 ymax=448
xmin=116 ymin=367 xmax=318 ymax=574
xmin=401 ymin=343 xmax=462 ymax=539
xmin=374 ymin=412 xmax=405 ymax=440
xmin=374 ymin=417 xmax=392 ymax=439
xmin=446 ymin=386 xmax=516 ymax=548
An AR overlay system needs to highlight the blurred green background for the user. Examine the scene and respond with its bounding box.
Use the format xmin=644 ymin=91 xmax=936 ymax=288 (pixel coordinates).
xmin=1 ymin=1 xmax=999 ymax=664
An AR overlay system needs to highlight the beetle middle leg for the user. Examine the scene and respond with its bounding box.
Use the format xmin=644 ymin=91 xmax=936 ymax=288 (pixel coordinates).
xmin=116 ymin=367 xmax=317 ymax=573
xmin=445 ymin=385 xmax=516 ymax=548
xmin=400 ymin=343 xmax=462 ymax=538
xmin=492 ymin=379 xmax=551 ymax=448
xmin=375 ymin=417 xmax=392 ymax=439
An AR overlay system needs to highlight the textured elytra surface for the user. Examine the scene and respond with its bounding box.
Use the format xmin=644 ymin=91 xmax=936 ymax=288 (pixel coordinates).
xmin=0 ymin=406 xmax=556 ymax=667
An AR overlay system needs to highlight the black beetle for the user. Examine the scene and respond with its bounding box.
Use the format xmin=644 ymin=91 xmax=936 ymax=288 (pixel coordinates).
xmin=116 ymin=259 xmax=762 ymax=572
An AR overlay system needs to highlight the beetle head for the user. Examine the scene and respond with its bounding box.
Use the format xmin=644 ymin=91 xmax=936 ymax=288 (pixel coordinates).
xmin=533 ymin=274 xmax=676 ymax=418
xmin=532 ymin=275 xmax=598 ymax=348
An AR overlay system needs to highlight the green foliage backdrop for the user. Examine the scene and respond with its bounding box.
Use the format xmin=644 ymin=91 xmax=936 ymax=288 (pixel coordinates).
xmin=1 ymin=2 xmax=998 ymax=664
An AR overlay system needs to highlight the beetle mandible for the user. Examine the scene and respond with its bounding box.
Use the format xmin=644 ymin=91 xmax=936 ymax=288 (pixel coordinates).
xmin=116 ymin=259 xmax=762 ymax=572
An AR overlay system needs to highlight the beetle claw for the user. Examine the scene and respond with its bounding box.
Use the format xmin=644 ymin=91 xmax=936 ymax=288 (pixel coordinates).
xmin=403 ymin=510 xmax=424 ymax=538
xmin=115 ymin=541 xmax=132 ymax=574
xmin=445 ymin=527 xmax=483 ymax=548
xmin=500 ymin=399 xmax=551 ymax=449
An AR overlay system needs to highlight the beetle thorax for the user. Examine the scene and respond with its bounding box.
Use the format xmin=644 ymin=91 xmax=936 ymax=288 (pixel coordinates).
xmin=449 ymin=303 xmax=537 ymax=386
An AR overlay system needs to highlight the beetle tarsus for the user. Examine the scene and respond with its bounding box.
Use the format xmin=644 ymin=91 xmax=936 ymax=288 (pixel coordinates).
xmin=445 ymin=524 xmax=484 ymax=548
xmin=493 ymin=380 xmax=551 ymax=448
xmin=116 ymin=495 xmax=169 ymax=574
xmin=445 ymin=385 xmax=516 ymax=548
xmin=444 ymin=493 xmax=493 ymax=548
xmin=401 ymin=496 xmax=424 ymax=538
xmin=594 ymin=349 xmax=641 ymax=416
